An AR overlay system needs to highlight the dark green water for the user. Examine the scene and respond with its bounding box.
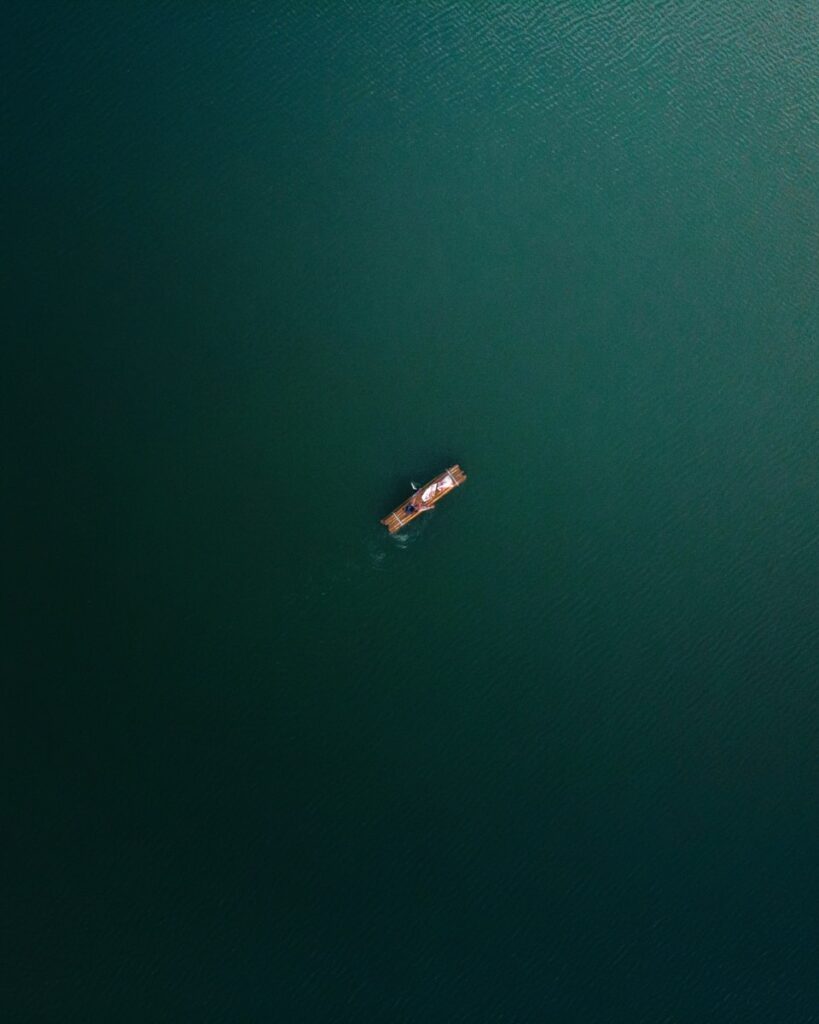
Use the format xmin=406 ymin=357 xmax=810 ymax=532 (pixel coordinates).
xmin=6 ymin=3 xmax=818 ymax=1020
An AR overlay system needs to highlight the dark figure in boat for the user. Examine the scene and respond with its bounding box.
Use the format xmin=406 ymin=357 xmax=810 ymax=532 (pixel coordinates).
xmin=404 ymin=498 xmax=432 ymax=515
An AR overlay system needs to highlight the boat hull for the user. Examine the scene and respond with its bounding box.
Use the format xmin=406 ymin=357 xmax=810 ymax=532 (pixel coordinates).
xmin=380 ymin=465 xmax=467 ymax=533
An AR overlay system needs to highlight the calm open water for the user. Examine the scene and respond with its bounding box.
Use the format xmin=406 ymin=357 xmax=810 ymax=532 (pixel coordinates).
xmin=6 ymin=3 xmax=818 ymax=1021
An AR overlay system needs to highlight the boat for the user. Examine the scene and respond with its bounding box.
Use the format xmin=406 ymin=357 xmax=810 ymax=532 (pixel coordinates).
xmin=380 ymin=465 xmax=467 ymax=534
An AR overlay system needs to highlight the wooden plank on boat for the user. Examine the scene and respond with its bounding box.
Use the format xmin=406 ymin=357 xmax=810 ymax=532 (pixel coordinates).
xmin=380 ymin=464 xmax=467 ymax=533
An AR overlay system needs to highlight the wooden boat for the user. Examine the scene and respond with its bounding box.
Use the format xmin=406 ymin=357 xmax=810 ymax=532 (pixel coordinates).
xmin=380 ymin=465 xmax=467 ymax=534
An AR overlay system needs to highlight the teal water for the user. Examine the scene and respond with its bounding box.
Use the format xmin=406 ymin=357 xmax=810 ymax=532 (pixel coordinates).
xmin=6 ymin=3 xmax=818 ymax=1020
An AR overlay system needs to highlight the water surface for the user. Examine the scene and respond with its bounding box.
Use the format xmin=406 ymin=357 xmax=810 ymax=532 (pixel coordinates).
xmin=6 ymin=3 xmax=818 ymax=1020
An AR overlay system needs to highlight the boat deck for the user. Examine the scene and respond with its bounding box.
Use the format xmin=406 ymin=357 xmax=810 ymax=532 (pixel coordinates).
xmin=380 ymin=464 xmax=467 ymax=534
